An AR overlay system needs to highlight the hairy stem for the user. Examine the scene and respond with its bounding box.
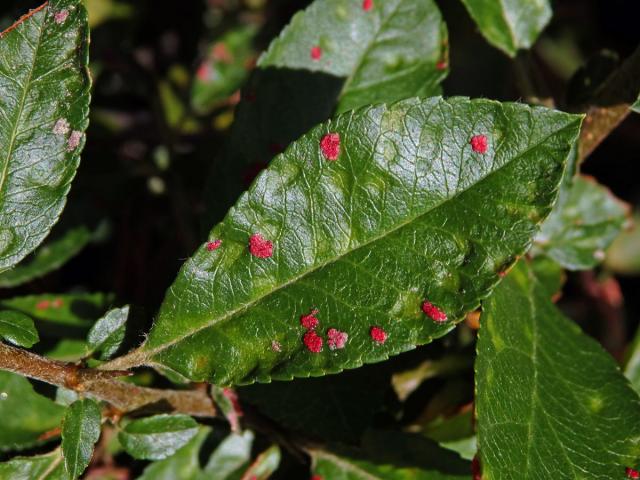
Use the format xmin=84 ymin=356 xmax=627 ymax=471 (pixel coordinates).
xmin=0 ymin=342 xmax=215 ymax=417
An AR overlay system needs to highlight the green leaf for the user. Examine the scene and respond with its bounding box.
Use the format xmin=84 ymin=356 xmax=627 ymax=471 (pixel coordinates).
xmin=310 ymin=430 xmax=471 ymax=479
xmin=0 ymin=449 xmax=67 ymax=479
xmin=0 ymin=310 xmax=38 ymax=347
xmin=533 ymin=175 xmax=629 ymax=270
xmin=122 ymin=97 xmax=581 ymax=385
xmin=0 ymin=225 xmax=94 ymax=288
xmin=202 ymin=0 xmax=448 ymax=229
xmin=0 ymin=292 xmax=113 ymax=337
xmin=0 ymin=371 xmax=65 ymax=452
xmin=87 ymin=305 xmax=129 ymax=360
xmin=476 ymin=262 xmax=640 ymax=478
xmin=458 ymin=0 xmax=551 ymax=57
xmin=240 ymin=365 xmax=391 ymax=443
xmin=136 ymin=427 xmax=210 ymax=480
xmin=191 ymin=25 xmax=257 ymax=115
xmin=0 ymin=0 xmax=91 ymax=272
xmin=61 ymin=398 xmax=101 ymax=479
xmin=119 ymin=414 xmax=199 ymax=461
xmin=422 ymin=409 xmax=477 ymax=461
xmin=201 ymin=431 xmax=254 ymax=479
xmin=529 ymin=255 xmax=565 ymax=298
xmin=632 ymin=97 xmax=640 ymax=114
xmin=240 ymin=444 xmax=280 ymax=480
xmin=259 ymin=0 xmax=449 ymax=114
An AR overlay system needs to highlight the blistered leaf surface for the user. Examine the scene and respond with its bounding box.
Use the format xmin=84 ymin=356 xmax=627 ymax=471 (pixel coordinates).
xmin=0 ymin=0 xmax=90 ymax=271
xmin=128 ymin=97 xmax=581 ymax=385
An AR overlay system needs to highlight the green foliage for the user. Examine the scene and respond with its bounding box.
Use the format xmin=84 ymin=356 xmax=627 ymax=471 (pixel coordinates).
xmin=203 ymin=0 xmax=448 ymax=229
xmin=118 ymin=414 xmax=199 ymax=460
xmin=61 ymin=398 xmax=101 ymax=479
xmin=191 ymin=26 xmax=257 ymax=114
xmin=534 ymin=175 xmax=629 ymax=270
xmin=87 ymin=305 xmax=129 ymax=360
xmin=0 ymin=371 xmax=65 ymax=452
xmin=0 ymin=450 xmax=67 ymax=479
xmin=458 ymin=0 xmax=551 ymax=56
xmin=476 ymin=262 xmax=640 ymax=477
xmin=136 ymin=97 xmax=580 ymax=385
xmin=0 ymin=310 xmax=38 ymax=347
xmin=0 ymin=0 xmax=638 ymax=478
xmin=0 ymin=0 xmax=90 ymax=272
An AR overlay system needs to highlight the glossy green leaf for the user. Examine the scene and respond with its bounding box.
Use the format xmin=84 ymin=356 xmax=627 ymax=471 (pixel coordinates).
xmin=0 ymin=225 xmax=93 ymax=288
xmin=533 ymin=175 xmax=629 ymax=270
xmin=136 ymin=427 xmax=210 ymax=480
xmin=310 ymin=430 xmax=471 ymax=479
xmin=201 ymin=431 xmax=254 ymax=479
xmin=119 ymin=414 xmax=199 ymax=461
xmin=259 ymin=0 xmax=448 ymax=114
xmin=0 ymin=449 xmax=67 ymax=480
xmin=61 ymin=398 xmax=101 ymax=479
xmin=116 ymin=97 xmax=581 ymax=385
xmin=0 ymin=0 xmax=91 ymax=272
xmin=202 ymin=0 xmax=448 ymax=229
xmin=458 ymin=0 xmax=551 ymax=57
xmin=476 ymin=262 xmax=640 ymax=478
xmin=240 ymin=444 xmax=280 ymax=480
xmin=0 ymin=310 xmax=38 ymax=347
xmin=240 ymin=365 xmax=391 ymax=443
xmin=87 ymin=305 xmax=129 ymax=360
xmin=0 ymin=371 xmax=65 ymax=452
xmin=191 ymin=26 xmax=257 ymax=115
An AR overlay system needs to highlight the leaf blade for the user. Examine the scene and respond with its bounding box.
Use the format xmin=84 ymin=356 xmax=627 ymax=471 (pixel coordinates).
xmin=458 ymin=0 xmax=551 ymax=57
xmin=129 ymin=97 xmax=581 ymax=385
xmin=0 ymin=0 xmax=91 ymax=271
xmin=87 ymin=305 xmax=130 ymax=360
xmin=0 ymin=310 xmax=39 ymax=347
xmin=0 ymin=371 xmax=65 ymax=452
xmin=61 ymin=398 xmax=101 ymax=479
xmin=476 ymin=262 xmax=640 ymax=478
xmin=119 ymin=414 xmax=199 ymax=461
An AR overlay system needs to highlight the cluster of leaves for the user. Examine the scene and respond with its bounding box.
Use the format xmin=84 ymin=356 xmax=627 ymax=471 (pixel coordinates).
xmin=1 ymin=0 xmax=640 ymax=479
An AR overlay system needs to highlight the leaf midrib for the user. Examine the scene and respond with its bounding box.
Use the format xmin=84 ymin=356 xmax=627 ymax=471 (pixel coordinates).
xmin=0 ymin=6 xmax=48 ymax=204
xmin=129 ymin=113 xmax=578 ymax=365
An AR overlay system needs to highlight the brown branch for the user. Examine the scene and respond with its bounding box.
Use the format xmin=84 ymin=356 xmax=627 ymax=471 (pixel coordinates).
xmin=577 ymin=46 xmax=640 ymax=162
xmin=0 ymin=342 xmax=215 ymax=417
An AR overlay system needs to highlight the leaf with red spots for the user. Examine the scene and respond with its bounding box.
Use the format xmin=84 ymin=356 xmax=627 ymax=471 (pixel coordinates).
xmin=533 ymin=175 xmax=629 ymax=270
xmin=202 ymin=0 xmax=448 ymax=229
xmin=191 ymin=25 xmax=257 ymax=115
xmin=476 ymin=261 xmax=640 ymax=478
xmin=310 ymin=430 xmax=471 ymax=479
xmin=0 ymin=0 xmax=91 ymax=273
xmin=458 ymin=0 xmax=551 ymax=57
xmin=105 ymin=97 xmax=581 ymax=385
